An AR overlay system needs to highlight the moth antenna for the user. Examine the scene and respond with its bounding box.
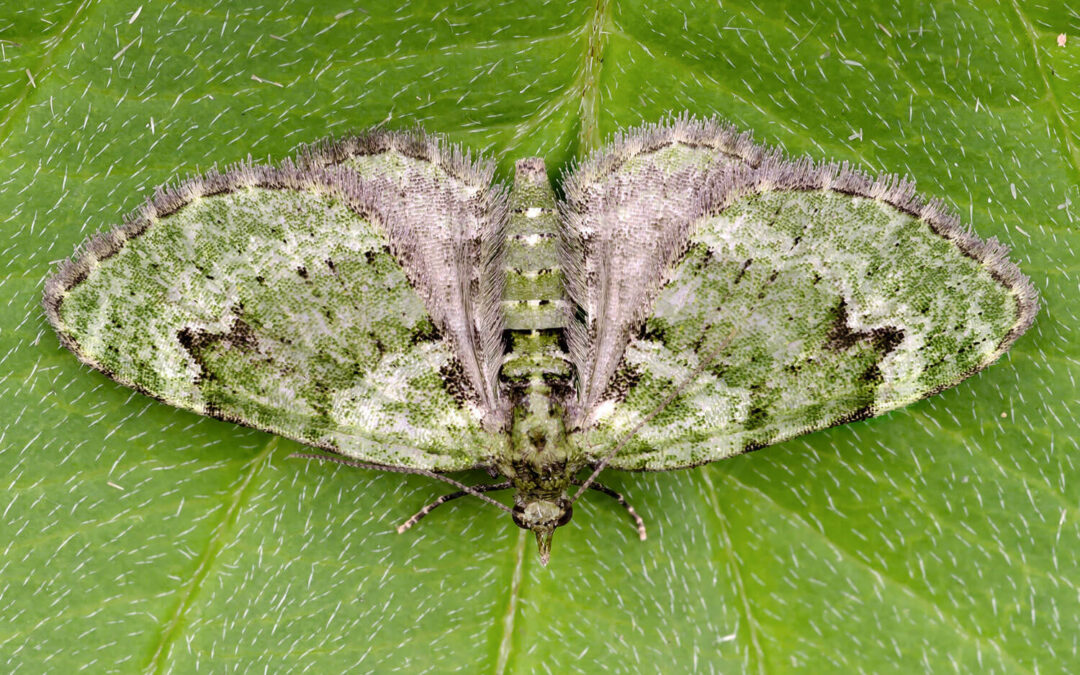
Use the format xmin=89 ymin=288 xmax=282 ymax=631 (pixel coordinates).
xmin=572 ymin=480 xmax=647 ymax=541
xmin=288 ymin=452 xmax=513 ymax=514
xmin=396 ymin=481 xmax=513 ymax=533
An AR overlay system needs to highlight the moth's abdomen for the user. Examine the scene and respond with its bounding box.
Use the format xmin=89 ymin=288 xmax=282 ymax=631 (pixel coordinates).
xmin=503 ymin=158 xmax=567 ymax=331
xmin=500 ymin=158 xmax=572 ymax=389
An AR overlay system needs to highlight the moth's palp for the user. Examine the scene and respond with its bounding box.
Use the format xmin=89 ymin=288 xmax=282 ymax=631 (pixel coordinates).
xmin=396 ymin=481 xmax=513 ymax=533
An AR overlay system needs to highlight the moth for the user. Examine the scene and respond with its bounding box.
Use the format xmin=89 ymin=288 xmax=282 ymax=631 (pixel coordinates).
xmin=44 ymin=116 xmax=1038 ymax=564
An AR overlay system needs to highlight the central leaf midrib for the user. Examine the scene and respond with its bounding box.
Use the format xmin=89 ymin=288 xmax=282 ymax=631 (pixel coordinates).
xmin=495 ymin=2 xmax=611 ymax=670
xmin=698 ymin=469 xmax=766 ymax=674
xmin=575 ymin=0 xmax=613 ymax=157
xmin=494 ymin=530 xmax=528 ymax=675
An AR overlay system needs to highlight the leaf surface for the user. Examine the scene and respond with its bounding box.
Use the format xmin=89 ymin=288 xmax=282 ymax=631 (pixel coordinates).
xmin=1 ymin=1 xmax=1077 ymax=672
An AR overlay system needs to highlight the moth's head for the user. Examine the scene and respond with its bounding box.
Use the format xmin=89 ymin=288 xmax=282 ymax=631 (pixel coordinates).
xmin=512 ymin=497 xmax=573 ymax=565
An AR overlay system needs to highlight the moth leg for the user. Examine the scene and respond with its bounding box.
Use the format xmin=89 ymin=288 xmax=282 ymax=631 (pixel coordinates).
xmin=396 ymin=481 xmax=513 ymax=534
xmin=573 ymin=481 xmax=648 ymax=541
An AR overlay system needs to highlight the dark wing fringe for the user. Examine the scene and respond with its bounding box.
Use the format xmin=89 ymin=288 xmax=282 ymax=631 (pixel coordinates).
xmin=295 ymin=125 xmax=499 ymax=188
xmin=558 ymin=113 xmax=1039 ymax=423
xmin=696 ymin=151 xmax=1039 ymax=351
xmin=561 ymin=112 xmax=763 ymax=190
xmin=43 ymin=127 xmax=510 ymax=429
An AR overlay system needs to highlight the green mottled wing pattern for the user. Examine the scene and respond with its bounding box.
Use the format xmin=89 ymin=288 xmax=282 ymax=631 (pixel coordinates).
xmin=44 ymin=131 xmax=508 ymax=471
xmin=561 ymin=118 xmax=1038 ymax=470
xmin=44 ymin=118 xmax=1039 ymax=479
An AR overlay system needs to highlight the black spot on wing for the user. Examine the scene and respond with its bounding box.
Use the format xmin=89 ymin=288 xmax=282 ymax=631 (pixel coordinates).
xmin=363 ymin=248 xmax=390 ymax=265
xmin=825 ymin=299 xmax=904 ymax=356
xmin=69 ymin=267 xmax=90 ymax=287
xmin=732 ymin=258 xmax=753 ymax=285
xmin=177 ymin=313 xmax=261 ymax=384
xmin=439 ymin=357 xmax=477 ymax=408
xmin=832 ymin=404 xmax=875 ymax=426
xmin=599 ymin=360 xmax=643 ymax=405
xmin=639 ymin=318 xmax=669 ymax=343
xmin=410 ymin=319 xmax=441 ymax=345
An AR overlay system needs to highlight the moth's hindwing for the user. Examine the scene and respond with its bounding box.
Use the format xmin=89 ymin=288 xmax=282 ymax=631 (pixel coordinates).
xmin=562 ymin=117 xmax=1037 ymax=470
xmin=44 ymin=131 xmax=509 ymax=471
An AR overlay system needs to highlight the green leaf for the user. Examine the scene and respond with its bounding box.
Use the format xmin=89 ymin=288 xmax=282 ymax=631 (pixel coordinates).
xmin=2 ymin=1 xmax=1076 ymax=672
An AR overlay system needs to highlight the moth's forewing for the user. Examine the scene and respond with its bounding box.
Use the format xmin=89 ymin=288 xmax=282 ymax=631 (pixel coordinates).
xmin=44 ymin=131 xmax=509 ymax=471
xmin=560 ymin=118 xmax=1037 ymax=470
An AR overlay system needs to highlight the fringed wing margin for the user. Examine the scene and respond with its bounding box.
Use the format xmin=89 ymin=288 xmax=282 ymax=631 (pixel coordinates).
xmin=558 ymin=115 xmax=1037 ymax=469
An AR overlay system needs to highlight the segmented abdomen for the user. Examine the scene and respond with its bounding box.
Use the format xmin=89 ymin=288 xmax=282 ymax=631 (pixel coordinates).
xmin=503 ymin=158 xmax=567 ymax=331
xmin=501 ymin=158 xmax=571 ymax=385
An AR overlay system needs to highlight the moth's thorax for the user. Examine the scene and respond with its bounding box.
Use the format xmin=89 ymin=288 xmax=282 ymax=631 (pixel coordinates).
xmin=498 ymin=157 xmax=574 ymax=396
xmin=501 ymin=371 xmax=578 ymax=565
xmin=500 ymin=374 xmax=577 ymax=497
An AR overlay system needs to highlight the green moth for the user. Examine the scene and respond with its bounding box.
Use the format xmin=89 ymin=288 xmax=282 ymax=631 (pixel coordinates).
xmin=43 ymin=116 xmax=1038 ymax=564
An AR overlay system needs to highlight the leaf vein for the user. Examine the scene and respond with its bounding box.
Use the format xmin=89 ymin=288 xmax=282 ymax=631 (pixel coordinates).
xmin=1009 ymin=0 xmax=1080 ymax=179
xmin=145 ymin=437 xmax=277 ymax=674
xmin=494 ymin=530 xmax=527 ymax=675
xmin=722 ymin=471 xmax=1037 ymax=675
